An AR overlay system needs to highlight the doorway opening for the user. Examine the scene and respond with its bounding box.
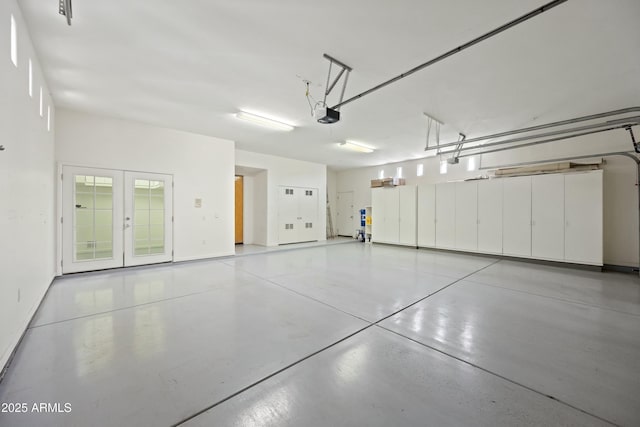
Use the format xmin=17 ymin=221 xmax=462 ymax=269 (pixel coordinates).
xmin=235 ymin=175 xmax=243 ymax=244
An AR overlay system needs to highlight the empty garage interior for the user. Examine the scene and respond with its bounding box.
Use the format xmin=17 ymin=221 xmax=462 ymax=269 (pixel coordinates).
xmin=1 ymin=0 xmax=640 ymax=425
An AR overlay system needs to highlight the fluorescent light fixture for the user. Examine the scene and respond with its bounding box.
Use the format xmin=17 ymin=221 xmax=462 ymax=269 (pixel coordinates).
xmin=378 ymin=170 xmax=384 ymax=179
xmin=339 ymin=140 xmax=374 ymax=153
xmin=10 ymin=15 xmax=17 ymax=67
xmin=28 ymin=59 xmax=33 ymax=97
xmin=467 ymin=157 xmax=477 ymax=171
xmin=417 ymin=164 xmax=424 ymax=177
xmin=440 ymin=160 xmax=448 ymax=174
xmin=396 ymin=167 xmax=403 ymax=178
xmin=234 ymin=111 xmax=294 ymax=131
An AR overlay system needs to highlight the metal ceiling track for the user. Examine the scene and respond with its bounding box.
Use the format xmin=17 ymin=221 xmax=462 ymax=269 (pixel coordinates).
xmin=431 ymin=107 xmax=640 ymax=159
xmin=59 ymin=0 xmax=73 ymax=26
xmin=331 ymin=0 xmax=568 ymax=110
xmin=436 ymin=107 xmax=640 ymax=150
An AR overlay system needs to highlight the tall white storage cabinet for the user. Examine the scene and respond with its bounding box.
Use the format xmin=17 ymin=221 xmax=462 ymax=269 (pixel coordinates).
xmin=564 ymin=170 xmax=603 ymax=265
xmin=477 ymin=179 xmax=503 ymax=254
xmin=398 ymin=186 xmax=417 ymax=246
xmin=371 ymin=186 xmax=416 ymax=246
xmin=435 ymin=183 xmax=456 ymax=249
xmin=278 ymin=186 xmax=318 ymax=244
xmin=455 ymin=181 xmax=478 ymax=251
xmin=531 ymin=174 xmax=564 ymax=261
xmin=417 ymin=184 xmax=436 ymax=247
xmin=502 ymin=176 xmax=532 ymax=257
xmin=371 ymin=187 xmax=400 ymax=244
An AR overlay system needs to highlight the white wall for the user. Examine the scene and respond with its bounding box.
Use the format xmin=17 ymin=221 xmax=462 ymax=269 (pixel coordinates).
xmin=242 ymin=175 xmax=255 ymax=245
xmin=337 ymin=129 xmax=639 ymax=267
xmin=252 ymin=171 xmax=268 ymax=245
xmin=236 ymin=150 xmax=327 ymax=246
xmin=56 ymin=109 xmax=236 ymax=263
xmin=0 ymin=1 xmax=56 ymax=371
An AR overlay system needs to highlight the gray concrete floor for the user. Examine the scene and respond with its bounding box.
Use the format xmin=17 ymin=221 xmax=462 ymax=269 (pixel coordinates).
xmin=1 ymin=243 xmax=639 ymax=426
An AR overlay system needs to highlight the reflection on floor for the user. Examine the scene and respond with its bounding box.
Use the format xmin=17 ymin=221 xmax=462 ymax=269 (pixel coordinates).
xmin=234 ymin=236 xmax=355 ymax=256
xmin=1 ymin=242 xmax=639 ymax=426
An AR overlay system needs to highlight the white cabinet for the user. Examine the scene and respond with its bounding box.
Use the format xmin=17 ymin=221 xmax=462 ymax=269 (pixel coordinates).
xmin=417 ymin=184 xmax=436 ymax=247
xmin=531 ymin=174 xmax=564 ymax=261
xmin=371 ymin=187 xmax=399 ymax=244
xmin=399 ymin=186 xmax=417 ymax=246
xmin=414 ymin=170 xmax=602 ymax=266
xmin=278 ymin=186 xmax=318 ymax=244
xmin=435 ymin=183 xmax=456 ymax=249
xmin=565 ymin=171 xmax=603 ymax=265
xmin=455 ymin=181 xmax=478 ymax=251
xmin=477 ymin=179 xmax=503 ymax=254
xmin=371 ymin=186 xmax=416 ymax=246
xmin=502 ymin=176 xmax=532 ymax=257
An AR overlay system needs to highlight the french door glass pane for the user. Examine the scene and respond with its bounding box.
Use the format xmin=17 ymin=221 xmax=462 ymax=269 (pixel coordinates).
xmin=74 ymin=175 xmax=114 ymax=261
xmin=133 ymin=179 xmax=165 ymax=257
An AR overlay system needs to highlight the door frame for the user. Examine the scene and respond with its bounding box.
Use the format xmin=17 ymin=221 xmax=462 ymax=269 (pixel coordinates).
xmin=336 ymin=190 xmax=354 ymax=237
xmin=57 ymin=163 xmax=174 ymax=275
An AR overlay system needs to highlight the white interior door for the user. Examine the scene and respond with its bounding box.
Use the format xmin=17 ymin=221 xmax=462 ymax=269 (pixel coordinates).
xmin=336 ymin=191 xmax=354 ymax=236
xmin=298 ymin=187 xmax=318 ymax=242
xmin=62 ymin=166 xmax=124 ymax=273
xmin=278 ymin=186 xmax=298 ymax=244
xmin=124 ymin=172 xmax=173 ymax=267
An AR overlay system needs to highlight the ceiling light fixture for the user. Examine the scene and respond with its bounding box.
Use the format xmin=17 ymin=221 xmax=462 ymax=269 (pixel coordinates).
xmin=234 ymin=111 xmax=294 ymax=131
xmin=339 ymin=140 xmax=374 ymax=153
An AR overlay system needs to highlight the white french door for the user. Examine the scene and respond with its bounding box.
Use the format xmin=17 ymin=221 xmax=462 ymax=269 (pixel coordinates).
xmin=123 ymin=171 xmax=173 ymax=267
xmin=62 ymin=166 xmax=173 ymax=273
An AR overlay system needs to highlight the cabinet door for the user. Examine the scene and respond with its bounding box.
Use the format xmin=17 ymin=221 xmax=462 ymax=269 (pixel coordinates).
xmin=435 ymin=183 xmax=456 ymax=249
xmin=502 ymin=176 xmax=532 ymax=257
xmin=531 ymin=174 xmax=564 ymax=261
xmin=417 ymin=184 xmax=436 ymax=247
xmin=565 ymin=171 xmax=603 ymax=265
xmin=384 ymin=187 xmax=400 ymax=244
xmin=278 ymin=186 xmax=299 ymax=244
xmin=455 ymin=181 xmax=478 ymax=251
xmin=298 ymin=187 xmax=318 ymax=242
xmin=399 ymin=186 xmax=417 ymax=246
xmin=477 ymin=180 xmax=503 ymax=254
xmin=371 ymin=188 xmax=385 ymax=242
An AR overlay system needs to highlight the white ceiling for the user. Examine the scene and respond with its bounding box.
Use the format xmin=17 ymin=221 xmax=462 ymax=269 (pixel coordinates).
xmin=20 ymin=0 xmax=640 ymax=169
